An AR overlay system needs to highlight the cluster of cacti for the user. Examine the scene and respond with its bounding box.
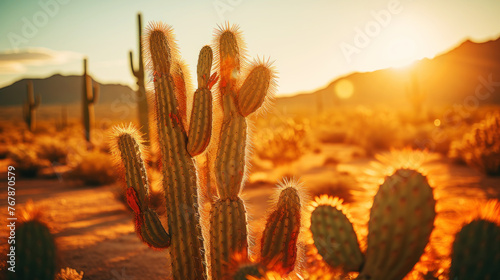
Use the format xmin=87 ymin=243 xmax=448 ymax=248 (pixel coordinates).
xmin=112 ymin=23 xmax=303 ymax=280
xmin=449 ymin=200 xmax=500 ymax=280
xmin=82 ymin=58 xmax=99 ymax=143
xmin=8 ymin=217 xmax=57 ymax=280
xmin=22 ymin=80 xmax=41 ymax=132
xmin=310 ymin=168 xmax=436 ymax=280
xmin=129 ymin=13 xmax=150 ymax=144
xmin=449 ymin=112 xmax=500 ymax=175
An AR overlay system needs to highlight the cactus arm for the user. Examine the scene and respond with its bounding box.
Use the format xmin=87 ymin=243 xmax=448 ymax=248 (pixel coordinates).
xmin=89 ymin=82 xmax=99 ymax=104
xmin=187 ymin=87 xmax=212 ymax=156
xmin=129 ymin=50 xmax=138 ymax=77
xmin=237 ymin=65 xmax=271 ymax=117
xmin=187 ymin=46 xmax=215 ymax=156
xmin=260 ymin=185 xmax=302 ymax=275
xmin=116 ymin=132 xmax=171 ymax=249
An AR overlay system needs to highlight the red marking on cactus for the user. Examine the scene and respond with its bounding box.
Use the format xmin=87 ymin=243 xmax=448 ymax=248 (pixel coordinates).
xmin=169 ymin=113 xmax=180 ymax=126
xmin=126 ymin=187 xmax=141 ymax=214
xmin=208 ymin=72 xmax=218 ymax=90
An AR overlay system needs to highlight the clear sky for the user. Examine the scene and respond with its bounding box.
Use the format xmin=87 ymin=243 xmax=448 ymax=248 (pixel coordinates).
xmin=0 ymin=0 xmax=499 ymax=95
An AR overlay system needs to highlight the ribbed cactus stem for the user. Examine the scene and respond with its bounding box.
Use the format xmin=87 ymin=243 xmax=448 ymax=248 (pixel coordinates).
xmin=357 ymin=169 xmax=436 ymax=280
xmin=237 ymin=65 xmax=271 ymax=117
xmin=82 ymin=58 xmax=99 ymax=143
xmin=129 ymin=13 xmax=150 ymax=143
xmin=9 ymin=220 xmax=56 ymax=280
xmin=23 ymin=80 xmax=40 ymax=132
xmin=261 ymin=185 xmax=302 ymax=275
xmin=310 ymin=201 xmax=364 ymax=272
xmin=450 ymin=219 xmax=500 ymax=280
xmin=149 ymin=26 xmax=207 ymax=280
xmin=115 ymin=130 xmax=171 ymax=249
xmin=209 ymin=197 xmax=248 ymax=280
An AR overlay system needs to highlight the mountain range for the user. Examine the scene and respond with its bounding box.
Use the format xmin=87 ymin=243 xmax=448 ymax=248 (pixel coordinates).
xmin=1 ymin=37 xmax=499 ymax=114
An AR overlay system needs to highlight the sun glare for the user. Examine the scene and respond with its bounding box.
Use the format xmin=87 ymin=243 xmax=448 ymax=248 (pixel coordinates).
xmin=387 ymin=36 xmax=419 ymax=68
xmin=334 ymin=79 xmax=354 ymax=99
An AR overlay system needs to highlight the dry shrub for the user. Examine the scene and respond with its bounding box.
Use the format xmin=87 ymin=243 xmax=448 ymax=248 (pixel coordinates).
xmin=8 ymin=144 xmax=49 ymax=178
xmin=67 ymin=150 xmax=116 ymax=186
xmin=55 ymin=267 xmax=84 ymax=280
xmin=253 ymin=117 xmax=313 ymax=165
xmin=449 ymin=113 xmax=500 ymax=175
xmin=36 ymin=136 xmax=69 ymax=164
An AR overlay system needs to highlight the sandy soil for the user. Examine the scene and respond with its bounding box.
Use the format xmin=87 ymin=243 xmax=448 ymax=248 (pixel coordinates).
xmin=1 ymin=144 xmax=499 ymax=279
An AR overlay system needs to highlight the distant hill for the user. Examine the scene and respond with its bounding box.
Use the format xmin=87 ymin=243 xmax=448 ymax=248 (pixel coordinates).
xmin=276 ymin=37 xmax=500 ymax=113
xmin=0 ymin=74 xmax=135 ymax=107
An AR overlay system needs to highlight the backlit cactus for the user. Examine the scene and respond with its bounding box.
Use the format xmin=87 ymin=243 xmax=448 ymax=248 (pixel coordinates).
xmin=129 ymin=13 xmax=150 ymax=144
xmin=82 ymin=58 xmax=99 ymax=143
xmin=310 ymin=197 xmax=363 ymax=272
xmin=260 ymin=183 xmax=302 ymax=275
xmin=208 ymin=25 xmax=277 ymax=280
xmin=22 ymin=80 xmax=40 ymax=132
xmin=9 ymin=219 xmax=57 ymax=280
xmin=112 ymin=23 xmax=303 ymax=280
xmin=450 ymin=200 xmax=500 ymax=280
xmin=310 ymin=169 xmax=436 ymax=280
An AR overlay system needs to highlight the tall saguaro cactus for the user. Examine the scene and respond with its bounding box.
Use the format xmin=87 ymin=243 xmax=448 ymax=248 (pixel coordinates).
xmin=129 ymin=13 xmax=150 ymax=143
xmin=112 ymin=23 xmax=302 ymax=280
xmin=23 ymin=80 xmax=40 ymax=132
xmin=82 ymin=58 xmax=99 ymax=143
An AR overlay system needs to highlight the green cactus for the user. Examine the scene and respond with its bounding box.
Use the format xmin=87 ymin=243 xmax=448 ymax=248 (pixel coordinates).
xmin=8 ymin=219 xmax=57 ymax=280
xmin=310 ymin=169 xmax=436 ymax=280
xmin=82 ymin=58 xmax=99 ymax=143
xmin=112 ymin=23 xmax=302 ymax=280
xmin=208 ymin=26 xmax=276 ymax=280
xmin=22 ymin=80 xmax=40 ymax=132
xmin=260 ymin=183 xmax=302 ymax=275
xmin=358 ymin=169 xmax=436 ymax=280
xmin=310 ymin=199 xmax=363 ymax=272
xmin=129 ymin=13 xmax=150 ymax=144
xmin=450 ymin=219 xmax=500 ymax=280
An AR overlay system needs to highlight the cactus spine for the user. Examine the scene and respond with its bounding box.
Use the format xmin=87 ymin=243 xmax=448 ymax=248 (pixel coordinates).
xmin=82 ymin=58 xmax=99 ymax=143
xmin=8 ymin=219 xmax=57 ymax=280
xmin=22 ymin=80 xmax=40 ymax=132
xmin=310 ymin=169 xmax=436 ymax=280
xmin=129 ymin=13 xmax=150 ymax=144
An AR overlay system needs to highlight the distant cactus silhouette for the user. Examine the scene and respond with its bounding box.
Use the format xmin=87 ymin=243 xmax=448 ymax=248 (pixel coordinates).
xmin=82 ymin=58 xmax=99 ymax=143
xmin=111 ymin=23 xmax=304 ymax=280
xmin=22 ymin=80 xmax=40 ymax=132
xmin=129 ymin=13 xmax=150 ymax=144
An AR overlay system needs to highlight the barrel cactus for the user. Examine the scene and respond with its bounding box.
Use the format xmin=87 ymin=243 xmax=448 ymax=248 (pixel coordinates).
xmin=8 ymin=209 xmax=57 ymax=280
